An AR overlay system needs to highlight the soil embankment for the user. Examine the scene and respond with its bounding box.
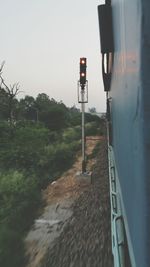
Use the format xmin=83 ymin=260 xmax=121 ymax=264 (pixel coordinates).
xmin=25 ymin=136 xmax=112 ymax=267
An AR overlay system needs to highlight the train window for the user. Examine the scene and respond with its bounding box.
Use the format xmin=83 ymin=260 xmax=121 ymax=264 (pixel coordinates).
xmin=103 ymin=53 xmax=113 ymax=74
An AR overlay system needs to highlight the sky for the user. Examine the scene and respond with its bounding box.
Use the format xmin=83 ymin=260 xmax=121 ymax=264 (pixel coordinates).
xmin=0 ymin=0 xmax=106 ymax=112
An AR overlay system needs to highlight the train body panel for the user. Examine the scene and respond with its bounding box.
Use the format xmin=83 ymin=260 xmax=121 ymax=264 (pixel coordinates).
xmin=108 ymin=0 xmax=150 ymax=266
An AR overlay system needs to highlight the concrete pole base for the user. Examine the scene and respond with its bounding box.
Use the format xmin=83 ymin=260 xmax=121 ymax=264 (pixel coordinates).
xmin=75 ymin=171 xmax=92 ymax=184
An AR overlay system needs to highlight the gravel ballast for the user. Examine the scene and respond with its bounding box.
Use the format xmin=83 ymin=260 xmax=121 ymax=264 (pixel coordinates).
xmin=42 ymin=139 xmax=113 ymax=267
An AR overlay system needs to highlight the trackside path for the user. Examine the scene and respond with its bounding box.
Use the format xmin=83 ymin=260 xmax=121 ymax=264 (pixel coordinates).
xmin=41 ymin=138 xmax=113 ymax=267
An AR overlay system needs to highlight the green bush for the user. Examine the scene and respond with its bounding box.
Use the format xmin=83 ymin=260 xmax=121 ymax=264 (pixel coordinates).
xmin=0 ymin=125 xmax=49 ymax=171
xmin=85 ymin=113 xmax=100 ymax=123
xmin=0 ymin=171 xmax=40 ymax=230
xmin=0 ymin=225 xmax=25 ymax=267
xmin=68 ymin=112 xmax=81 ymax=126
xmin=62 ymin=126 xmax=81 ymax=143
xmin=85 ymin=122 xmax=99 ymax=136
xmin=0 ymin=123 xmax=81 ymax=188
xmin=38 ymin=140 xmax=81 ymax=183
xmin=0 ymin=170 xmax=40 ymax=267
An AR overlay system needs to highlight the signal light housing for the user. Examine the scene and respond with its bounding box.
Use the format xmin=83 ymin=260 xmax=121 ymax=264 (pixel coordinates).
xmin=80 ymin=57 xmax=87 ymax=86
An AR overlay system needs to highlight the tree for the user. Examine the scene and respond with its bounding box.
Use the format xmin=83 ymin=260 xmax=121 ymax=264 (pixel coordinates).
xmin=40 ymin=105 xmax=68 ymax=130
xmin=35 ymin=93 xmax=51 ymax=112
xmin=0 ymin=62 xmax=21 ymax=124
xmin=34 ymin=94 xmax=69 ymax=129
xmin=19 ymin=96 xmax=39 ymax=121
xmin=88 ymin=107 xmax=97 ymax=114
xmin=0 ymin=88 xmax=9 ymax=120
xmin=70 ymin=105 xmax=80 ymax=113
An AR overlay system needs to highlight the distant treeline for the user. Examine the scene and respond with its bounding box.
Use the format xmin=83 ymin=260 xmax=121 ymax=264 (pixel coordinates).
xmin=0 ymin=89 xmax=102 ymax=129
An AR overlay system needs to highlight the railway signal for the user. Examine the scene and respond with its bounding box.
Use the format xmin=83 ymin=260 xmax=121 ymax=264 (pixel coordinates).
xmin=80 ymin=57 xmax=87 ymax=87
xmin=78 ymin=57 xmax=88 ymax=173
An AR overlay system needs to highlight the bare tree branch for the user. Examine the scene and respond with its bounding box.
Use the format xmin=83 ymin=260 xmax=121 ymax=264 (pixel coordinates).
xmin=0 ymin=61 xmax=23 ymax=124
xmin=0 ymin=62 xmax=22 ymax=97
xmin=0 ymin=60 xmax=5 ymax=74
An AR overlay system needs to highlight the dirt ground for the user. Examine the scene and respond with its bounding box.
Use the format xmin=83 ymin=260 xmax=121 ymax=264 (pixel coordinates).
xmin=43 ymin=136 xmax=104 ymax=204
xmin=25 ymin=136 xmax=113 ymax=267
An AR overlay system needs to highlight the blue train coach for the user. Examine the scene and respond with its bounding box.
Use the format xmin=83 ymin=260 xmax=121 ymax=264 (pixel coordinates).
xmin=98 ymin=0 xmax=150 ymax=266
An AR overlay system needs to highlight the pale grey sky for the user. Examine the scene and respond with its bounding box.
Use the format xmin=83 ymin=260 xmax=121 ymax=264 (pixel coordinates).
xmin=0 ymin=0 xmax=106 ymax=112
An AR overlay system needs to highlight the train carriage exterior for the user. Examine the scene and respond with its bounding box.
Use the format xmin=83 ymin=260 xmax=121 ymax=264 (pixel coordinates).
xmin=98 ymin=1 xmax=150 ymax=266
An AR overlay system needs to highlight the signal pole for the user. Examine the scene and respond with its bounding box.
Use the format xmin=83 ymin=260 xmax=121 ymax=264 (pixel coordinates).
xmin=81 ymin=86 xmax=86 ymax=172
xmin=78 ymin=58 xmax=88 ymax=174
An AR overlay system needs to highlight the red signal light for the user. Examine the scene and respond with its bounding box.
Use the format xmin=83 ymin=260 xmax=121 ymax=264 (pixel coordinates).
xmin=81 ymin=72 xmax=85 ymax=77
xmin=81 ymin=59 xmax=85 ymax=64
xmin=80 ymin=57 xmax=87 ymax=86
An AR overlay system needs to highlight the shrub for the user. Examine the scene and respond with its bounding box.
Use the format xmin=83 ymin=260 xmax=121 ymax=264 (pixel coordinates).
xmin=62 ymin=126 xmax=81 ymax=143
xmin=38 ymin=141 xmax=80 ymax=181
xmin=0 ymin=171 xmax=40 ymax=231
xmin=0 ymin=225 xmax=25 ymax=267
xmin=85 ymin=122 xmax=99 ymax=136
xmin=0 ymin=170 xmax=40 ymax=267
xmin=0 ymin=125 xmax=49 ymax=171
